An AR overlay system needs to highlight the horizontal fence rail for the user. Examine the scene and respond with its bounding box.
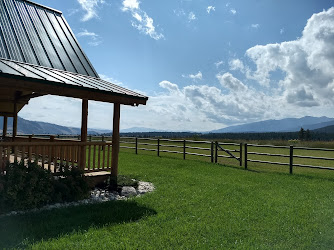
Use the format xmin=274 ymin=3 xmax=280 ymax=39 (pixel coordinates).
xmin=244 ymin=143 xmax=334 ymax=174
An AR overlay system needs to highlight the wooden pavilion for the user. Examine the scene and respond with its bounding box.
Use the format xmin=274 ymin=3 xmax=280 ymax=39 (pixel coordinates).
xmin=0 ymin=0 xmax=148 ymax=176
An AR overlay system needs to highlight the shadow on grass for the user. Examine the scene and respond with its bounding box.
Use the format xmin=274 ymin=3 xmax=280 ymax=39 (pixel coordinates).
xmin=0 ymin=200 xmax=156 ymax=249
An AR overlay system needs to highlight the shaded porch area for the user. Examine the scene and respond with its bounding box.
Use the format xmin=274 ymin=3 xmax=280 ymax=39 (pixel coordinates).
xmin=0 ymin=59 xmax=148 ymax=176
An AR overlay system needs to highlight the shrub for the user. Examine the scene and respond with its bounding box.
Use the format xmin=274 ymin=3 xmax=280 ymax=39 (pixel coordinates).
xmin=0 ymin=162 xmax=90 ymax=214
xmin=0 ymin=161 xmax=54 ymax=212
xmin=52 ymin=165 xmax=90 ymax=203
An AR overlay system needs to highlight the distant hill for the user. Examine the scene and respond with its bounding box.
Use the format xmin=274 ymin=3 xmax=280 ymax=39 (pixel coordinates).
xmin=120 ymin=127 xmax=160 ymax=133
xmin=0 ymin=117 xmax=111 ymax=135
xmin=313 ymin=125 xmax=334 ymax=134
xmin=210 ymin=116 xmax=334 ymax=133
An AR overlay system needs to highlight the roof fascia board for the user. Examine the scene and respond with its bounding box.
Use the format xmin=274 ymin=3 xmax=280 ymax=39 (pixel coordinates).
xmin=0 ymin=75 xmax=148 ymax=105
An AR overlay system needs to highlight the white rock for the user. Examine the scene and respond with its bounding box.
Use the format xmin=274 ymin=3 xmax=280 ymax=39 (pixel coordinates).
xmin=121 ymin=186 xmax=137 ymax=197
xmin=137 ymin=181 xmax=155 ymax=194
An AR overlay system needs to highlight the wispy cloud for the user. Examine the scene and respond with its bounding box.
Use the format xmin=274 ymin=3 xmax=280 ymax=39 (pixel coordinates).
xmin=280 ymin=28 xmax=285 ymax=34
xmin=77 ymin=0 xmax=105 ymax=22
xmin=207 ymin=6 xmax=215 ymax=14
xmin=230 ymin=8 xmax=237 ymax=15
xmin=215 ymin=61 xmax=224 ymax=68
xmin=183 ymin=71 xmax=203 ymax=81
xmin=188 ymin=12 xmax=197 ymax=21
xmin=99 ymin=74 xmax=123 ymax=86
xmin=122 ymin=0 xmax=164 ymax=40
xmin=251 ymin=24 xmax=260 ymax=29
xmin=77 ymin=29 xmax=102 ymax=46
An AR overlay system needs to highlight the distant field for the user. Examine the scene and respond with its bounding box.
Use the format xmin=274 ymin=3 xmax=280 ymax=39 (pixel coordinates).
xmin=1 ymin=151 xmax=333 ymax=249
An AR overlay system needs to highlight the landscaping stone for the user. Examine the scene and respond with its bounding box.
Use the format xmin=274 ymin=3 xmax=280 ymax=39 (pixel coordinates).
xmin=121 ymin=186 xmax=137 ymax=197
xmin=137 ymin=181 xmax=155 ymax=195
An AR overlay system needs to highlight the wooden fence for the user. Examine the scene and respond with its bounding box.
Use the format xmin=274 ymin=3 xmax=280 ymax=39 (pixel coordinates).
xmin=3 ymin=135 xmax=334 ymax=175
xmin=118 ymin=137 xmax=334 ymax=174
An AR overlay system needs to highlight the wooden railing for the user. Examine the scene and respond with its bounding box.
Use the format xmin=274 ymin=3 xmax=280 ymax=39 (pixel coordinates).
xmin=0 ymin=140 xmax=113 ymax=174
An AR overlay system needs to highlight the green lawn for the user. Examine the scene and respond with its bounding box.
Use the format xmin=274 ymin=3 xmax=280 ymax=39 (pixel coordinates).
xmin=1 ymin=151 xmax=334 ymax=249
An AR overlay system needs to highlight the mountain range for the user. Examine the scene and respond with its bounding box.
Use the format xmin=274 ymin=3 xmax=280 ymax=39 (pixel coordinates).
xmin=0 ymin=117 xmax=111 ymax=135
xmin=209 ymin=116 xmax=334 ymax=133
xmin=0 ymin=116 xmax=334 ymax=135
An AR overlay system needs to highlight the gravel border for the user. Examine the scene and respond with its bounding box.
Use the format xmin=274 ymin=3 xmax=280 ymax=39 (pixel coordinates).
xmin=0 ymin=181 xmax=154 ymax=218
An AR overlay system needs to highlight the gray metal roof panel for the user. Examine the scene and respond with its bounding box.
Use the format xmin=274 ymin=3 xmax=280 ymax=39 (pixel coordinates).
xmin=0 ymin=0 xmax=98 ymax=77
xmin=0 ymin=58 xmax=148 ymax=101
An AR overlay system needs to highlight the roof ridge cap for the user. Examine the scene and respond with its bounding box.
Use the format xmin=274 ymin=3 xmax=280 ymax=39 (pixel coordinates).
xmin=23 ymin=0 xmax=62 ymax=14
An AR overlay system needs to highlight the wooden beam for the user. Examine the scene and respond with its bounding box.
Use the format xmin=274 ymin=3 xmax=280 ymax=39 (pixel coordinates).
xmin=3 ymin=116 xmax=7 ymax=138
xmin=111 ymin=103 xmax=120 ymax=177
xmin=17 ymin=92 xmax=45 ymax=101
xmin=0 ymin=112 xmax=14 ymax=117
xmin=80 ymin=99 xmax=88 ymax=169
xmin=0 ymin=77 xmax=147 ymax=106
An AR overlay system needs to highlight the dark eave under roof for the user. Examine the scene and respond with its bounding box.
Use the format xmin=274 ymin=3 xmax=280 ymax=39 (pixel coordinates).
xmin=0 ymin=58 xmax=148 ymax=106
xmin=0 ymin=0 xmax=98 ymax=77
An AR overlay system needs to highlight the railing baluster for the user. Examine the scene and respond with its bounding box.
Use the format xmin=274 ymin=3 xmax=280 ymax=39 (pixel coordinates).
xmin=0 ymin=146 xmax=3 ymax=172
xmin=107 ymin=144 xmax=110 ymax=169
xmin=88 ymin=145 xmax=91 ymax=170
xmin=97 ymin=145 xmax=101 ymax=169
xmin=48 ymin=146 xmax=52 ymax=171
xmin=102 ymin=143 xmax=106 ymax=169
xmin=66 ymin=146 xmax=71 ymax=167
xmin=93 ymin=145 xmax=96 ymax=170
xmin=60 ymin=146 xmax=64 ymax=167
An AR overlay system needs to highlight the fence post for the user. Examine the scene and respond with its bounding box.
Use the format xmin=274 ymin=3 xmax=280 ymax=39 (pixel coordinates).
xmin=211 ymin=141 xmax=214 ymax=163
xmin=135 ymin=137 xmax=138 ymax=154
xmin=157 ymin=138 xmax=160 ymax=157
xmin=244 ymin=143 xmax=247 ymax=170
xmin=239 ymin=143 xmax=243 ymax=166
xmin=89 ymin=135 xmax=92 ymax=142
xmin=183 ymin=140 xmax=186 ymax=160
xmin=290 ymin=145 xmax=293 ymax=174
xmin=215 ymin=141 xmax=218 ymax=163
xmin=102 ymin=135 xmax=104 ymax=141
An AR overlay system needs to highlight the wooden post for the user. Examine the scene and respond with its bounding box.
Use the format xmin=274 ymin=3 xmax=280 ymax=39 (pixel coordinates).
xmin=289 ymin=145 xmax=293 ymax=174
xmin=12 ymin=102 xmax=18 ymax=141
xmin=80 ymin=99 xmax=88 ymax=169
xmin=211 ymin=141 xmax=214 ymax=163
xmin=2 ymin=116 xmax=7 ymax=139
xmin=215 ymin=141 xmax=218 ymax=163
xmin=183 ymin=140 xmax=186 ymax=160
xmin=111 ymin=103 xmax=121 ymax=180
xmin=239 ymin=143 xmax=243 ymax=166
xmin=135 ymin=137 xmax=138 ymax=154
xmin=157 ymin=138 xmax=160 ymax=157
xmin=244 ymin=143 xmax=248 ymax=170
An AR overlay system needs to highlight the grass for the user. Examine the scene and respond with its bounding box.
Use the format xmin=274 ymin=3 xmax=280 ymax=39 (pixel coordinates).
xmin=1 ymin=151 xmax=334 ymax=249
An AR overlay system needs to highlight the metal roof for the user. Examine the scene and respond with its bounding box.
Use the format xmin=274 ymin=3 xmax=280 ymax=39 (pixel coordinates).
xmin=0 ymin=0 xmax=98 ymax=77
xmin=0 ymin=57 xmax=148 ymax=104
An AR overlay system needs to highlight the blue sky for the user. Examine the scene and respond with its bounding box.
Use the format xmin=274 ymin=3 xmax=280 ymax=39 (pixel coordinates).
xmin=20 ymin=0 xmax=334 ymax=131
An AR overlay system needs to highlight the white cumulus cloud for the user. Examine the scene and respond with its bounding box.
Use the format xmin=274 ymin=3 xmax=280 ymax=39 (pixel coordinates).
xmin=246 ymin=7 xmax=334 ymax=107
